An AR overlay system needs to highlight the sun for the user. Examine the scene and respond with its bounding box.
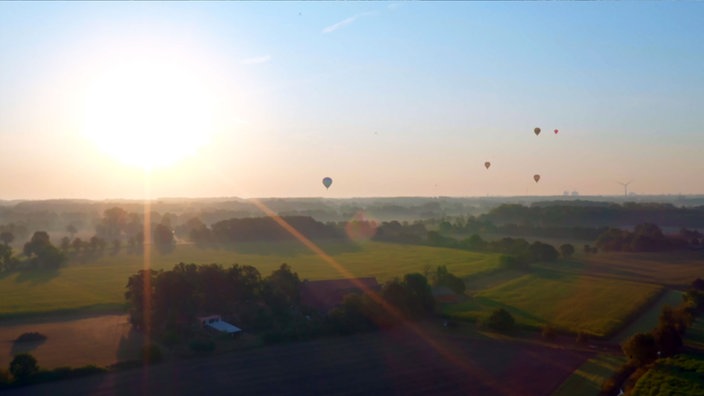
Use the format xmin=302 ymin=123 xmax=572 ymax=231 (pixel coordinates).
xmin=82 ymin=56 xmax=215 ymax=170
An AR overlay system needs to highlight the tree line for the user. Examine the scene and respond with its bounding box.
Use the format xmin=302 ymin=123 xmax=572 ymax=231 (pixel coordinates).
xmin=595 ymin=223 xmax=700 ymax=252
xmin=480 ymin=202 xmax=704 ymax=228
xmin=125 ymin=262 xmax=435 ymax=345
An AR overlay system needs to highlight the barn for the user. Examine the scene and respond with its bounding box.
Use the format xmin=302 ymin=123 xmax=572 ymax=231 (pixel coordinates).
xmin=300 ymin=277 xmax=380 ymax=312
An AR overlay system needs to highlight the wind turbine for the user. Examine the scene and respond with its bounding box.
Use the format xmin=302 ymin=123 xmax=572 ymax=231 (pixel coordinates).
xmin=617 ymin=181 xmax=633 ymax=197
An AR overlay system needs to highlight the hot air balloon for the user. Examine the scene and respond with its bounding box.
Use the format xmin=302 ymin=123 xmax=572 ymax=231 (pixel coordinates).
xmin=322 ymin=177 xmax=333 ymax=189
xmin=534 ymin=127 xmax=541 ymax=136
xmin=484 ymin=161 xmax=491 ymax=169
xmin=554 ymin=129 xmax=559 ymax=134
xmin=533 ymin=174 xmax=541 ymax=183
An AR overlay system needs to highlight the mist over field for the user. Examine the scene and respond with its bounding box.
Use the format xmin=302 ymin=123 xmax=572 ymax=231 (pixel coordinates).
xmin=2 ymin=1 xmax=704 ymax=395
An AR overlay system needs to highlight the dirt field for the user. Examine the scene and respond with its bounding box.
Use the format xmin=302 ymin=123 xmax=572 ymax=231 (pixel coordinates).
xmin=0 ymin=314 xmax=142 ymax=370
xmin=3 ymin=322 xmax=590 ymax=396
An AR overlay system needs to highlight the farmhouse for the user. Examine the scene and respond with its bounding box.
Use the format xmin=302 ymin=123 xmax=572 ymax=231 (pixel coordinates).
xmin=432 ymin=285 xmax=460 ymax=304
xmin=198 ymin=315 xmax=242 ymax=335
xmin=300 ymin=277 xmax=380 ymax=312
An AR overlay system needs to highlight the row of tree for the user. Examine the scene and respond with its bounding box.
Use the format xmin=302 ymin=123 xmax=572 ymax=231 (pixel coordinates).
xmin=424 ymin=232 xmax=567 ymax=267
xmin=188 ymin=216 xmax=345 ymax=245
xmin=479 ymin=202 xmax=704 ymax=228
xmin=594 ymin=223 xmax=694 ymax=252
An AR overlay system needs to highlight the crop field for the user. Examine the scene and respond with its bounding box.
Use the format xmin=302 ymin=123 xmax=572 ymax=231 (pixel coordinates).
xmin=551 ymin=353 xmax=626 ymax=396
xmin=576 ymin=251 xmax=704 ymax=288
xmin=0 ymin=242 xmax=501 ymax=318
xmin=442 ymin=271 xmax=662 ymax=337
xmin=2 ymin=322 xmax=590 ymax=396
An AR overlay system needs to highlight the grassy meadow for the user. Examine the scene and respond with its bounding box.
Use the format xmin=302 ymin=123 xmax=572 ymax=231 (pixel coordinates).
xmin=0 ymin=241 xmax=501 ymax=319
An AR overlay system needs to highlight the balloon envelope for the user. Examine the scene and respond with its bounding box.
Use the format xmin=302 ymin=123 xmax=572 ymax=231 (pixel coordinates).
xmin=554 ymin=129 xmax=559 ymax=134
xmin=322 ymin=177 xmax=333 ymax=189
xmin=484 ymin=161 xmax=491 ymax=169
xmin=533 ymin=174 xmax=541 ymax=183
xmin=534 ymin=127 xmax=541 ymax=136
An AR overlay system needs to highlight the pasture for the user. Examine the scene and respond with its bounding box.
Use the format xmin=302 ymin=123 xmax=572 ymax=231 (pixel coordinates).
xmin=0 ymin=242 xmax=501 ymax=318
xmin=442 ymin=270 xmax=662 ymax=337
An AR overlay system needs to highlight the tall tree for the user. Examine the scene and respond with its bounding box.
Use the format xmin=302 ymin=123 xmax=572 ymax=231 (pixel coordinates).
xmin=23 ymin=231 xmax=65 ymax=269
xmin=559 ymin=243 xmax=575 ymax=259
xmin=9 ymin=353 xmax=39 ymax=382
xmin=622 ymin=332 xmax=658 ymax=366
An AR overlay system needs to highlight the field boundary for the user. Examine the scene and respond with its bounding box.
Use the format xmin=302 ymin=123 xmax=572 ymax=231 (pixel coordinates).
xmin=0 ymin=303 xmax=125 ymax=323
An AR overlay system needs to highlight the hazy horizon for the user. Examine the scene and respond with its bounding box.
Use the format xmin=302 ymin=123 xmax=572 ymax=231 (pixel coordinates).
xmin=2 ymin=2 xmax=703 ymax=200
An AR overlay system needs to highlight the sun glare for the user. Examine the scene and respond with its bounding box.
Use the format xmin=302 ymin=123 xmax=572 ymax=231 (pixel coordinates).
xmin=82 ymin=56 xmax=215 ymax=169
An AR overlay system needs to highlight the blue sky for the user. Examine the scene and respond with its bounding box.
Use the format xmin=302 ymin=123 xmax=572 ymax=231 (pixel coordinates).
xmin=1 ymin=2 xmax=703 ymax=199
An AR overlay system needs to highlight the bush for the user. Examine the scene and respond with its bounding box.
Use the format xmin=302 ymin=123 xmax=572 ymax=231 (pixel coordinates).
xmin=483 ymin=308 xmax=515 ymax=333
xmin=188 ymin=339 xmax=216 ymax=353
xmin=576 ymin=331 xmax=589 ymax=345
xmin=140 ymin=344 xmax=163 ymax=365
xmin=499 ymin=255 xmax=529 ymax=271
xmin=160 ymin=330 xmax=181 ymax=347
xmin=10 ymin=353 xmax=39 ymax=382
xmin=14 ymin=332 xmax=47 ymax=343
xmin=599 ymin=362 xmax=636 ymax=396
xmin=69 ymin=365 xmax=106 ymax=378
xmin=0 ymin=368 xmax=11 ymax=386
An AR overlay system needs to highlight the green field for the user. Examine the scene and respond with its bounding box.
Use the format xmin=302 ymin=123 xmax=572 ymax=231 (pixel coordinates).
xmin=0 ymin=241 xmax=501 ymax=318
xmin=442 ymin=270 xmax=662 ymax=337
xmin=551 ymin=354 xmax=627 ymax=396
xmin=631 ymin=354 xmax=704 ymax=396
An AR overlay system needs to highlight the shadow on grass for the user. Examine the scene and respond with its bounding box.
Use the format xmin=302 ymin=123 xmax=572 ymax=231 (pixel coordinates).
xmin=442 ymin=295 xmax=547 ymax=328
xmin=13 ymin=267 xmax=60 ymax=284
xmin=219 ymin=240 xmax=363 ymax=256
xmin=10 ymin=338 xmax=46 ymax=356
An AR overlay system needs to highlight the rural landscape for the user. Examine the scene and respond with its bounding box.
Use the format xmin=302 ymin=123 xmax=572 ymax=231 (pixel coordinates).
xmin=0 ymin=197 xmax=703 ymax=395
xmin=2 ymin=2 xmax=703 ymax=395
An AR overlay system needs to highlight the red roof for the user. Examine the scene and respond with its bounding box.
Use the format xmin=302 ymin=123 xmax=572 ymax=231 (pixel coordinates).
xmin=300 ymin=277 xmax=380 ymax=312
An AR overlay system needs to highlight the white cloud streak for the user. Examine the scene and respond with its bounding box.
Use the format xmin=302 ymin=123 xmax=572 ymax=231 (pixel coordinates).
xmin=322 ymin=12 xmax=375 ymax=34
xmin=240 ymin=55 xmax=272 ymax=65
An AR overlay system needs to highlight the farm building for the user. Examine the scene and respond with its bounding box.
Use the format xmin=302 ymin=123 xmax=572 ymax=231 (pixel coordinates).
xmin=198 ymin=315 xmax=242 ymax=335
xmin=300 ymin=277 xmax=380 ymax=312
xmin=432 ymin=286 xmax=460 ymax=304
